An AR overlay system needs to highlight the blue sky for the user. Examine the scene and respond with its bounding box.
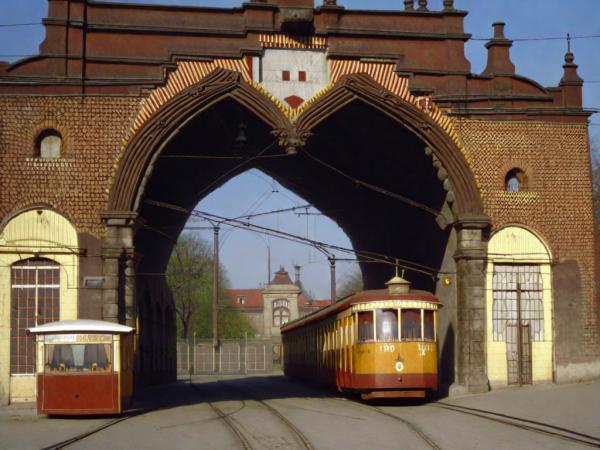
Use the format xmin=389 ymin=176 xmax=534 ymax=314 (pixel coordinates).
xmin=1 ymin=1 xmax=599 ymax=297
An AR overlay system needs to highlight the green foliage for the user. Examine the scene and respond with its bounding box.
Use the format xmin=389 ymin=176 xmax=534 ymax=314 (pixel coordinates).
xmin=166 ymin=232 xmax=256 ymax=339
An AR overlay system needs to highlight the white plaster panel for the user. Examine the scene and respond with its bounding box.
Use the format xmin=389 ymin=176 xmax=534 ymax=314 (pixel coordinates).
xmin=260 ymin=49 xmax=328 ymax=106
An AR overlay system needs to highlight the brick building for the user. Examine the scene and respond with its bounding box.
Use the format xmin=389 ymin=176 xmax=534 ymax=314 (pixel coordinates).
xmin=0 ymin=0 xmax=598 ymax=404
xmin=224 ymin=268 xmax=331 ymax=337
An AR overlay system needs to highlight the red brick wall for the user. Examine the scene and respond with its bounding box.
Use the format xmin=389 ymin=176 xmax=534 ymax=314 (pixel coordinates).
xmin=0 ymin=96 xmax=141 ymax=237
xmin=455 ymin=118 xmax=598 ymax=355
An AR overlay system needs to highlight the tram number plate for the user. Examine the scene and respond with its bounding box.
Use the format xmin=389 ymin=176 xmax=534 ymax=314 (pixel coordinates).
xmin=379 ymin=344 xmax=396 ymax=353
xmin=418 ymin=343 xmax=433 ymax=356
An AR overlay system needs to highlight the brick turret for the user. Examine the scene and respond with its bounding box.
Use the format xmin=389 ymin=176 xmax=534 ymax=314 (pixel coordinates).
xmin=559 ymin=38 xmax=584 ymax=108
xmin=482 ymin=22 xmax=516 ymax=76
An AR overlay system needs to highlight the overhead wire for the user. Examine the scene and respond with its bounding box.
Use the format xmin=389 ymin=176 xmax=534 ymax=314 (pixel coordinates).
xmin=470 ymin=34 xmax=600 ymax=42
xmin=0 ymin=22 xmax=42 ymax=27
xmin=300 ymin=148 xmax=442 ymax=217
xmin=194 ymin=139 xmax=279 ymax=198
xmin=144 ymin=198 xmax=440 ymax=278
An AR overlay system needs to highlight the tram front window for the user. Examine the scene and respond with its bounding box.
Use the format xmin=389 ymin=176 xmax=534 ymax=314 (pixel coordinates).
xmin=45 ymin=343 xmax=113 ymax=373
xmin=358 ymin=311 xmax=374 ymax=342
xmin=401 ymin=309 xmax=421 ymax=340
xmin=376 ymin=309 xmax=398 ymax=342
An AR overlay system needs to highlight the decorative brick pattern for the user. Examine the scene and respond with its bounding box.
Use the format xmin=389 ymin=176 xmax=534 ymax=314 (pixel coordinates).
xmin=454 ymin=118 xmax=598 ymax=355
xmin=0 ymin=96 xmax=141 ymax=238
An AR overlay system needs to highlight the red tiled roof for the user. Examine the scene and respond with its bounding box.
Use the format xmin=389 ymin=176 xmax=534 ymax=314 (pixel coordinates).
xmin=298 ymin=293 xmax=331 ymax=308
xmin=223 ymin=289 xmax=263 ymax=309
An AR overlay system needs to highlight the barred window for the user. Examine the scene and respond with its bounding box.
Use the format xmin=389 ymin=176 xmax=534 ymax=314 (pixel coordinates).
xmin=11 ymin=259 xmax=60 ymax=374
xmin=273 ymin=307 xmax=290 ymax=327
xmin=492 ymin=265 xmax=544 ymax=341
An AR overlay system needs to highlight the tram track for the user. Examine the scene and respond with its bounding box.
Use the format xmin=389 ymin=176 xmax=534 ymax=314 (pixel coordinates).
xmin=205 ymin=400 xmax=254 ymax=450
xmin=264 ymin=375 xmax=441 ymax=450
xmin=38 ymin=410 xmax=145 ymax=450
xmin=215 ymin=380 xmax=316 ymax=450
xmin=330 ymin=397 xmax=442 ymax=450
xmin=431 ymin=402 xmax=600 ymax=448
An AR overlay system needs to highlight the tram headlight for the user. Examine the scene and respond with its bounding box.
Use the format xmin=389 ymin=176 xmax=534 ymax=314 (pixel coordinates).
xmin=395 ymin=361 xmax=404 ymax=372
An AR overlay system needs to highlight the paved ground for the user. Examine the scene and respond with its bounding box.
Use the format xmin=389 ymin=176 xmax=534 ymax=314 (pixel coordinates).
xmin=1 ymin=375 xmax=599 ymax=450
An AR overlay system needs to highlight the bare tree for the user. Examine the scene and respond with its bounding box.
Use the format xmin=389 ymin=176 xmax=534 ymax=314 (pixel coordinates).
xmin=337 ymin=265 xmax=364 ymax=299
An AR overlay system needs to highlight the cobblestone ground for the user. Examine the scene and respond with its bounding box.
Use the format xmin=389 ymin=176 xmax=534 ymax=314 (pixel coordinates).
xmin=1 ymin=376 xmax=599 ymax=450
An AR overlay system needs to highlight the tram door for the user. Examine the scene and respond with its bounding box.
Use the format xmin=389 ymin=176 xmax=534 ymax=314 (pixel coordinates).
xmin=506 ymin=281 xmax=532 ymax=385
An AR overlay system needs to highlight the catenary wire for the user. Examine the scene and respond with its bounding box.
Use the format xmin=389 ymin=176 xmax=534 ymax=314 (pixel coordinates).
xmin=301 ymin=149 xmax=442 ymax=217
xmin=144 ymin=198 xmax=440 ymax=277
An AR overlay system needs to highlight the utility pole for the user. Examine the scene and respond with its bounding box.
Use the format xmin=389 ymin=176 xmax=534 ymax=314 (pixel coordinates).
xmin=329 ymin=256 xmax=337 ymax=301
xmin=212 ymin=224 xmax=220 ymax=372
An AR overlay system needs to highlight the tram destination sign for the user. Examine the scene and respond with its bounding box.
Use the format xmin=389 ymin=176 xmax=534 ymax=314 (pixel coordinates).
xmin=44 ymin=334 xmax=113 ymax=344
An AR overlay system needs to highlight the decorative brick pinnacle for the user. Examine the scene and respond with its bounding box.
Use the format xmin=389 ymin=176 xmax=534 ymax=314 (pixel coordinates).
xmin=418 ymin=0 xmax=428 ymax=11
xmin=443 ymin=0 xmax=454 ymax=11
xmin=404 ymin=0 xmax=414 ymax=11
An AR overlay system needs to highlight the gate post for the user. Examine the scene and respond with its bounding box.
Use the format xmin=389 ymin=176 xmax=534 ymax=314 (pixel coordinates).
xmin=453 ymin=213 xmax=491 ymax=394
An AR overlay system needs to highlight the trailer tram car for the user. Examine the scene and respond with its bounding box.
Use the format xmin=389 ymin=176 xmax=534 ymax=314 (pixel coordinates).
xmin=28 ymin=320 xmax=135 ymax=415
xmin=281 ymin=276 xmax=441 ymax=400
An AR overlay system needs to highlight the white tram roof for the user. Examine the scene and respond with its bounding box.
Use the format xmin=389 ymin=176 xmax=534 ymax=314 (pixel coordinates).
xmin=28 ymin=320 xmax=134 ymax=334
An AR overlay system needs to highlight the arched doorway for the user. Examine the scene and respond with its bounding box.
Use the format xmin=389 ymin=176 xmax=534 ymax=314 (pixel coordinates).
xmin=0 ymin=208 xmax=79 ymax=402
xmin=486 ymin=226 xmax=554 ymax=387
xmin=104 ymin=69 xmax=489 ymax=393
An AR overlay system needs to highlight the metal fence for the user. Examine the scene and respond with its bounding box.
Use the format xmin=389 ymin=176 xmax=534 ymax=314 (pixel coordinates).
xmin=177 ymin=337 xmax=282 ymax=375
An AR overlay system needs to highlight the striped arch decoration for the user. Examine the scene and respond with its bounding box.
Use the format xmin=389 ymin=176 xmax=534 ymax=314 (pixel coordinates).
xmin=128 ymin=59 xmax=252 ymax=139
xmin=259 ymin=34 xmax=327 ymax=50
xmin=126 ymin=50 xmax=472 ymax=179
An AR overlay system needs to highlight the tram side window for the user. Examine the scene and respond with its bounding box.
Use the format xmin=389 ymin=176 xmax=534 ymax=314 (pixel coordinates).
xmin=376 ymin=309 xmax=398 ymax=342
xmin=401 ymin=309 xmax=421 ymax=340
xmin=45 ymin=343 xmax=113 ymax=373
xmin=358 ymin=311 xmax=374 ymax=342
xmin=423 ymin=310 xmax=435 ymax=341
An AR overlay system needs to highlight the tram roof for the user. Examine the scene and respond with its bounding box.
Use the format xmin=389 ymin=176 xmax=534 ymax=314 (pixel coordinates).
xmin=28 ymin=320 xmax=134 ymax=334
xmin=281 ymin=288 xmax=439 ymax=333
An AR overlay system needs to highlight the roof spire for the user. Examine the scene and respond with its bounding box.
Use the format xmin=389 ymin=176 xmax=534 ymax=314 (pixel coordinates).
xmin=559 ymin=31 xmax=583 ymax=109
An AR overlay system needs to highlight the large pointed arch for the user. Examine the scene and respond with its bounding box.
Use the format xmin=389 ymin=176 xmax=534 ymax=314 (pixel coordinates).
xmin=108 ymin=68 xmax=292 ymax=213
xmin=295 ymin=73 xmax=484 ymax=216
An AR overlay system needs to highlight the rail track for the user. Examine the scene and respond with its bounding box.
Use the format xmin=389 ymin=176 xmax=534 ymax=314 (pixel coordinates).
xmin=259 ymin=375 xmax=440 ymax=450
xmin=331 ymin=397 xmax=442 ymax=450
xmin=205 ymin=400 xmax=254 ymax=450
xmin=431 ymin=402 xmax=600 ymax=448
xmin=211 ymin=380 xmax=315 ymax=450
xmin=38 ymin=411 xmax=143 ymax=450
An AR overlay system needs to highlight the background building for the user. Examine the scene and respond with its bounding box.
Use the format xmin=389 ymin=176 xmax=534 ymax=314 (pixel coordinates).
xmin=224 ymin=268 xmax=332 ymax=337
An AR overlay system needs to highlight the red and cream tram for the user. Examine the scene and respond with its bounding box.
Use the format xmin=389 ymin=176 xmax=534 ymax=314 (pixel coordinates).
xmin=28 ymin=320 xmax=134 ymax=415
xmin=281 ymin=275 xmax=441 ymax=400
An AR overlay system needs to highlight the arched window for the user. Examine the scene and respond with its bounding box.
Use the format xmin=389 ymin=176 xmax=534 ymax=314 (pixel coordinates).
xmin=273 ymin=299 xmax=290 ymax=327
xmin=505 ymin=168 xmax=527 ymax=192
xmin=11 ymin=258 xmax=60 ymax=374
xmin=36 ymin=129 xmax=62 ymax=158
